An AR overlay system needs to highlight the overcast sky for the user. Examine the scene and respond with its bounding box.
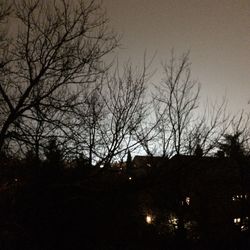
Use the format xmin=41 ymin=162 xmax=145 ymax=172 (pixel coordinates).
xmin=102 ymin=0 xmax=250 ymax=114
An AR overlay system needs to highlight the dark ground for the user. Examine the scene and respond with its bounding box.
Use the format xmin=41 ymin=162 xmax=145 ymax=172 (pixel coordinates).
xmin=0 ymin=165 xmax=249 ymax=250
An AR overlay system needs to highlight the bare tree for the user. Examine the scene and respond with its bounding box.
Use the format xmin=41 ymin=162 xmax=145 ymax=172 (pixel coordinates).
xmin=10 ymin=96 xmax=60 ymax=160
xmin=66 ymin=83 xmax=106 ymax=166
xmin=99 ymin=62 xmax=149 ymax=166
xmin=0 ymin=0 xmax=118 ymax=155
xmin=135 ymin=98 xmax=172 ymax=157
xmin=155 ymin=51 xmax=200 ymax=156
xmin=185 ymin=98 xmax=230 ymax=156
xmin=57 ymin=60 xmax=149 ymax=167
xmin=138 ymin=52 xmax=231 ymax=158
xmin=81 ymin=86 xmax=105 ymax=166
xmin=72 ymin=62 xmax=149 ymax=167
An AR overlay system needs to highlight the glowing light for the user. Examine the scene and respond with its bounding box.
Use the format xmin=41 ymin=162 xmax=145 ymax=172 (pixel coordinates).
xmin=234 ymin=218 xmax=241 ymax=224
xmin=169 ymin=214 xmax=178 ymax=229
xmin=129 ymin=177 xmax=132 ymax=180
xmin=232 ymin=193 xmax=248 ymax=201
xmin=185 ymin=196 xmax=190 ymax=205
xmin=146 ymin=215 xmax=152 ymax=224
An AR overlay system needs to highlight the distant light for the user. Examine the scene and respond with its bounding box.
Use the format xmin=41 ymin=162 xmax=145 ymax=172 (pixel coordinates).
xmin=232 ymin=193 xmax=248 ymax=201
xmin=169 ymin=214 xmax=178 ymax=229
xmin=14 ymin=178 xmax=18 ymax=182
xmin=100 ymin=164 xmax=104 ymax=168
xmin=185 ymin=197 xmax=190 ymax=205
xmin=234 ymin=218 xmax=241 ymax=224
xmin=146 ymin=215 xmax=152 ymax=224
xmin=129 ymin=177 xmax=132 ymax=180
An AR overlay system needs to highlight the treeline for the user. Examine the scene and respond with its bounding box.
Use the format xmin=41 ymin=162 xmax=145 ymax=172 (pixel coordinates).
xmin=0 ymin=0 xmax=249 ymax=168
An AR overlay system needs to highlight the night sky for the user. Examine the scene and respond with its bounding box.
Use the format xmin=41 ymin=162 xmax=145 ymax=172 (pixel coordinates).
xmin=103 ymin=0 xmax=250 ymax=114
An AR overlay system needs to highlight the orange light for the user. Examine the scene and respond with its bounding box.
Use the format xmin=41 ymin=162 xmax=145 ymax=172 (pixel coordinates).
xmin=146 ymin=215 xmax=152 ymax=224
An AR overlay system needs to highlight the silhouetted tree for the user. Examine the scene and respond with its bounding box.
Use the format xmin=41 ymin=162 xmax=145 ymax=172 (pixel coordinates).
xmin=98 ymin=62 xmax=149 ymax=166
xmin=44 ymin=137 xmax=64 ymax=170
xmin=25 ymin=149 xmax=40 ymax=166
xmin=0 ymin=0 xmax=118 ymax=155
xmin=76 ymin=153 xmax=90 ymax=168
xmin=68 ymin=84 xmax=106 ymax=166
xmin=194 ymin=144 xmax=203 ymax=157
xmin=126 ymin=150 xmax=132 ymax=175
xmin=219 ymin=133 xmax=244 ymax=159
xmin=136 ymin=99 xmax=172 ymax=157
xmin=185 ymin=98 xmax=230 ymax=155
xmin=71 ymin=61 xmax=150 ymax=167
xmin=11 ymin=98 xmax=59 ymax=161
xmin=215 ymin=150 xmax=225 ymax=158
xmin=219 ymin=112 xmax=250 ymax=159
xmin=146 ymin=52 xmax=231 ymax=157
xmin=155 ymin=51 xmax=200 ymax=156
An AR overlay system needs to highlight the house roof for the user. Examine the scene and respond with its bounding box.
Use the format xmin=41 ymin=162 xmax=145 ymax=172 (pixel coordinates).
xmin=132 ymin=155 xmax=169 ymax=168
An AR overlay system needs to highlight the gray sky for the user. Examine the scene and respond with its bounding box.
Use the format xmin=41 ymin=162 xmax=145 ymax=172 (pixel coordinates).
xmin=103 ymin=0 xmax=250 ymax=114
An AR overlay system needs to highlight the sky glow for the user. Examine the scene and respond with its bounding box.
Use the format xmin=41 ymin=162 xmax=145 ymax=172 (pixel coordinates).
xmin=102 ymin=0 xmax=250 ymax=114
